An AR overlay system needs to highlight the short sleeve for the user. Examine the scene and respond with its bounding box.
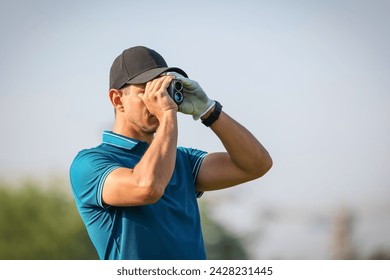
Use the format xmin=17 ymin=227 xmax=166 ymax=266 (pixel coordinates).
xmin=177 ymin=147 xmax=207 ymax=198
xmin=69 ymin=149 xmax=121 ymax=208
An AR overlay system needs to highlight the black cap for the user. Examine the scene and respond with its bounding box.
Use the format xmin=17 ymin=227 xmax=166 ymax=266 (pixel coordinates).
xmin=109 ymin=46 xmax=188 ymax=89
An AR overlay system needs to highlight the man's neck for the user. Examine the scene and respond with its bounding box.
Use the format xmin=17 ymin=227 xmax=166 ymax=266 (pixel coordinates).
xmin=112 ymin=122 xmax=155 ymax=144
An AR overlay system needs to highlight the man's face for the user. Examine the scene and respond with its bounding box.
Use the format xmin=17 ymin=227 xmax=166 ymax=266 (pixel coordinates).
xmin=121 ymin=83 xmax=160 ymax=135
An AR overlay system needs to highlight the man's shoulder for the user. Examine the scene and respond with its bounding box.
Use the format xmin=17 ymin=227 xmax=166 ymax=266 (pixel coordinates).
xmin=69 ymin=144 xmax=121 ymax=188
xmin=73 ymin=145 xmax=106 ymax=162
xmin=70 ymin=144 xmax=114 ymax=174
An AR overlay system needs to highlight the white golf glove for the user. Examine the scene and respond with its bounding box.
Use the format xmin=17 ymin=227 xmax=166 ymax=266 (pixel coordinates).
xmin=165 ymin=72 xmax=214 ymax=120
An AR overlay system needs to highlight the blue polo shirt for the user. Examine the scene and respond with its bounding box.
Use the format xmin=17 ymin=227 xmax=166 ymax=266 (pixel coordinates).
xmin=69 ymin=131 xmax=207 ymax=260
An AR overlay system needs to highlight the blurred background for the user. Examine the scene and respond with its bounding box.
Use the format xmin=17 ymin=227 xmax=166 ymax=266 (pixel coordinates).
xmin=0 ymin=0 xmax=389 ymax=259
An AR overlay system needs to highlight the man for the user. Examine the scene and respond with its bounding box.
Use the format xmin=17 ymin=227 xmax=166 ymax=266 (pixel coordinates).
xmin=70 ymin=46 xmax=272 ymax=260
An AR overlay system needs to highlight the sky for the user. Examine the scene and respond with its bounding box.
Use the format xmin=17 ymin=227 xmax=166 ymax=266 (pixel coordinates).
xmin=0 ymin=0 xmax=389 ymax=259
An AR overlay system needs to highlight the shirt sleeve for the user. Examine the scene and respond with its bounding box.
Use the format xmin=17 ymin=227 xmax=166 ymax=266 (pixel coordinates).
xmin=177 ymin=146 xmax=208 ymax=198
xmin=69 ymin=149 xmax=121 ymax=208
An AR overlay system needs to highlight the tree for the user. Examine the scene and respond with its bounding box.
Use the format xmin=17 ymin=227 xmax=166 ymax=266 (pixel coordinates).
xmin=0 ymin=180 xmax=97 ymax=259
xmin=0 ymin=179 xmax=249 ymax=259
xmin=200 ymin=203 xmax=249 ymax=259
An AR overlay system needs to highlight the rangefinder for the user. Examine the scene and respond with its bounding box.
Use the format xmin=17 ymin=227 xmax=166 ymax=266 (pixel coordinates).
xmin=167 ymin=79 xmax=184 ymax=105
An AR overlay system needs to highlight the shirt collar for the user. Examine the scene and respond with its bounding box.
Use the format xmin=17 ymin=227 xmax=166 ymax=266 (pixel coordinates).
xmin=102 ymin=130 xmax=146 ymax=150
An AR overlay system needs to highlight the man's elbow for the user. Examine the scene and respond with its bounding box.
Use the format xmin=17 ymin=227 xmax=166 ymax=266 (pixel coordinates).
xmin=253 ymin=153 xmax=273 ymax=179
xmin=137 ymin=182 xmax=165 ymax=205
xmin=263 ymin=155 xmax=273 ymax=175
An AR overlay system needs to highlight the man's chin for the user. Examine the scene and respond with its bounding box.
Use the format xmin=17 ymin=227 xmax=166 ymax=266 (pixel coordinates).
xmin=140 ymin=125 xmax=157 ymax=135
xmin=143 ymin=119 xmax=159 ymax=134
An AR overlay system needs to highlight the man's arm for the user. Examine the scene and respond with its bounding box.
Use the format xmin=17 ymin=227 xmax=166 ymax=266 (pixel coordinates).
xmin=102 ymin=112 xmax=178 ymax=206
xmin=196 ymin=109 xmax=272 ymax=192
xmin=102 ymin=76 xmax=178 ymax=206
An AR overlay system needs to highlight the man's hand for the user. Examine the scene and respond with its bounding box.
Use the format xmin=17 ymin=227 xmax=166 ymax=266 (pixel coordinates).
xmin=179 ymin=77 xmax=215 ymax=120
xmin=139 ymin=75 xmax=177 ymax=121
xmin=165 ymin=72 xmax=215 ymax=120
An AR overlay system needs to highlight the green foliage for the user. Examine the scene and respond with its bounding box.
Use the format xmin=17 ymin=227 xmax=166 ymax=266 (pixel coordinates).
xmin=200 ymin=203 xmax=249 ymax=260
xmin=0 ymin=180 xmax=248 ymax=260
xmin=0 ymin=180 xmax=98 ymax=259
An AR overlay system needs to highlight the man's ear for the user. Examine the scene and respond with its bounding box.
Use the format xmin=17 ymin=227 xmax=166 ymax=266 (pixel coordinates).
xmin=109 ymin=89 xmax=124 ymax=112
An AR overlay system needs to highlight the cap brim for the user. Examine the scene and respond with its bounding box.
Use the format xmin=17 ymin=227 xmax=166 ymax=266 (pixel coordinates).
xmin=126 ymin=67 xmax=188 ymax=85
